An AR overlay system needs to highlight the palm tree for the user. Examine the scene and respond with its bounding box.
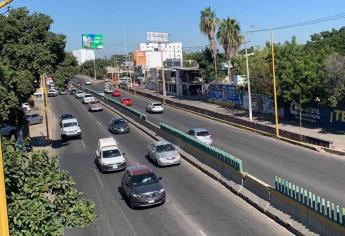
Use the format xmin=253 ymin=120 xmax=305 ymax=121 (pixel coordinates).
xmin=217 ymin=17 xmax=243 ymax=82
xmin=200 ymin=7 xmax=219 ymax=78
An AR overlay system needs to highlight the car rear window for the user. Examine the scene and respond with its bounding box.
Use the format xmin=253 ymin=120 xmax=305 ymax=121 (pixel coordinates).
xmin=103 ymin=149 xmax=121 ymax=158
xmin=156 ymin=144 xmax=175 ymax=153
xmin=197 ymin=131 xmax=210 ymax=137
xmin=153 ymin=103 xmax=162 ymax=107
xmin=85 ymin=94 xmax=92 ymax=98
xmin=63 ymin=122 xmax=78 ymax=127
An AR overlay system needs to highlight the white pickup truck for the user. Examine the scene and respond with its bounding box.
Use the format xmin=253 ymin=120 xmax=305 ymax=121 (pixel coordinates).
xmin=82 ymin=94 xmax=95 ymax=104
xmin=95 ymin=137 xmax=126 ymax=173
xmin=61 ymin=118 xmax=82 ymax=140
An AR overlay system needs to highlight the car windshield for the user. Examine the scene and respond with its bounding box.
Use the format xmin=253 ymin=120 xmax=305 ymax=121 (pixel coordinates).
xmin=61 ymin=114 xmax=73 ymax=119
xmin=156 ymin=144 xmax=175 ymax=153
xmin=102 ymin=149 xmax=121 ymax=158
xmin=197 ymin=131 xmax=210 ymax=137
xmin=84 ymin=95 xmax=92 ymax=98
xmin=90 ymin=101 xmax=100 ymax=105
xmin=153 ymin=103 xmax=162 ymax=107
xmin=113 ymin=119 xmax=126 ymax=125
xmin=131 ymin=173 xmax=158 ymax=186
xmin=63 ymin=122 xmax=78 ymax=127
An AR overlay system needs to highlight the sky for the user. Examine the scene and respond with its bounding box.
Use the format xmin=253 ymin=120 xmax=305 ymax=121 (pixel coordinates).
xmin=9 ymin=0 xmax=345 ymax=57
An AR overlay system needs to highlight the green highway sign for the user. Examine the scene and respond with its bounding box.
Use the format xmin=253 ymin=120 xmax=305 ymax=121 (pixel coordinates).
xmin=82 ymin=34 xmax=103 ymax=49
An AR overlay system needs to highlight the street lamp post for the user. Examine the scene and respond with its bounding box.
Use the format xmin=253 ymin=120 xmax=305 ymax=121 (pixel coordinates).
xmin=0 ymin=137 xmax=9 ymax=236
xmin=299 ymin=89 xmax=302 ymax=141
xmin=270 ymin=28 xmax=280 ymax=137
xmin=244 ymin=35 xmax=253 ymax=121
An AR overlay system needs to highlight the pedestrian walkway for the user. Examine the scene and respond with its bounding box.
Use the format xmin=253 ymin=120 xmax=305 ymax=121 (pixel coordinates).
xmin=135 ymin=87 xmax=345 ymax=151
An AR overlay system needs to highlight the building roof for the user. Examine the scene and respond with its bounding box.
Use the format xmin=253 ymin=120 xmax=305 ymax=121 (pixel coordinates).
xmin=127 ymin=165 xmax=152 ymax=176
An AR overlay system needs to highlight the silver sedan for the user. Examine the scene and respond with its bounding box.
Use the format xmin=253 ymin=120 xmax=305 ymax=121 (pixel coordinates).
xmin=26 ymin=113 xmax=43 ymax=125
xmin=148 ymin=141 xmax=181 ymax=166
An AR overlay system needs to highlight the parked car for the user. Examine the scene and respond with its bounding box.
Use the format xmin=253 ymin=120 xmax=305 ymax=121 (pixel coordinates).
xmin=121 ymin=165 xmax=166 ymax=209
xmin=148 ymin=141 xmax=181 ymax=166
xmin=0 ymin=123 xmax=16 ymax=137
xmin=82 ymin=94 xmax=95 ymax=104
xmin=26 ymin=113 xmax=43 ymax=125
xmin=48 ymin=89 xmax=58 ymax=97
xmin=61 ymin=118 xmax=82 ymax=140
xmin=119 ymin=82 xmax=128 ymax=90
xmin=146 ymin=102 xmax=164 ymax=113
xmin=69 ymin=87 xmax=77 ymax=95
xmin=22 ymin=103 xmax=31 ymax=112
xmin=88 ymin=100 xmax=103 ymax=112
xmin=60 ymin=113 xmax=75 ymax=127
xmin=59 ymin=89 xmax=67 ymax=95
xmin=95 ymin=137 xmax=126 ymax=173
xmin=85 ymin=80 xmax=92 ymax=85
xmin=121 ymin=98 xmax=132 ymax=106
xmin=112 ymin=89 xmax=121 ymax=97
xmin=187 ymin=128 xmax=213 ymax=145
xmin=75 ymin=91 xmax=85 ymax=98
xmin=108 ymin=117 xmax=129 ymax=134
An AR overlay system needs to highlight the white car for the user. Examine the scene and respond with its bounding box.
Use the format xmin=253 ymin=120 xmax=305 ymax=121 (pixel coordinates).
xmin=148 ymin=140 xmax=181 ymax=166
xmin=61 ymin=118 xmax=82 ymax=140
xmin=22 ymin=103 xmax=31 ymax=112
xmin=82 ymin=94 xmax=95 ymax=104
xmin=95 ymin=137 xmax=126 ymax=173
xmin=187 ymin=128 xmax=213 ymax=145
xmin=146 ymin=102 xmax=164 ymax=113
xmin=85 ymin=80 xmax=92 ymax=85
xmin=75 ymin=91 xmax=85 ymax=98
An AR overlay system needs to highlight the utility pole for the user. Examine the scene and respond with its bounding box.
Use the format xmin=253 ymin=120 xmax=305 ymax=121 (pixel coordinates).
xmin=244 ymin=35 xmax=253 ymax=121
xmin=271 ymin=28 xmax=280 ymax=137
xmin=160 ymin=49 xmax=166 ymax=104
xmin=42 ymin=75 xmax=50 ymax=140
xmin=0 ymin=0 xmax=12 ymax=8
xmin=299 ymin=90 xmax=303 ymax=141
xmin=93 ymin=51 xmax=97 ymax=81
xmin=0 ymin=137 xmax=9 ymax=236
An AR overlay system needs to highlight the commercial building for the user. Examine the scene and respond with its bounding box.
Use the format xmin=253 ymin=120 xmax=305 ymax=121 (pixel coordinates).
xmin=72 ymin=49 xmax=95 ymax=65
xmin=135 ymin=32 xmax=183 ymax=69
xmin=154 ymin=67 xmax=205 ymax=98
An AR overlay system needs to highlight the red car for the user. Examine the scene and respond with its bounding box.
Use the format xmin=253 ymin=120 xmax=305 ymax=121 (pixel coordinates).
xmin=121 ymin=98 xmax=132 ymax=106
xmin=112 ymin=90 xmax=121 ymax=97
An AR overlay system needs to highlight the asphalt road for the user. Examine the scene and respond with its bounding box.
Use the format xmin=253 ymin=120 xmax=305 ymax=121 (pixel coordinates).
xmin=79 ymin=77 xmax=345 ymax=208
xmin=50 ymin=93 xmax=292 ymax=236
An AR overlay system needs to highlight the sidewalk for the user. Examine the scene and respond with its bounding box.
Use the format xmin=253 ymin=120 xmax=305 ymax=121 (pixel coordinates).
xmin=29 ymin=93 xmax=59 ymax=155
xmin=134 ymin=87 xmax=345 ymax=151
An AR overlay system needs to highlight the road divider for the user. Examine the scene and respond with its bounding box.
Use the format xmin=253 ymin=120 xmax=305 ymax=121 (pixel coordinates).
xmin=72 ymin=82 xmax=345 ymax=235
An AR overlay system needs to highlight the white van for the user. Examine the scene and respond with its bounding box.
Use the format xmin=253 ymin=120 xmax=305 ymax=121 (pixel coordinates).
xmin=95 ymin=137 xmax=126 ymax=173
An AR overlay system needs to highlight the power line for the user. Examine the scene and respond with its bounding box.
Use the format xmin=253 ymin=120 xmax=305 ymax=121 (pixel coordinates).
xmin=246 ymin=12 xmax=345 ymax=33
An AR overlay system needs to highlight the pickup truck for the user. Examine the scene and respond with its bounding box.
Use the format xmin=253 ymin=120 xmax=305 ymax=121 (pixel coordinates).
xmin=95 ymin=137 xmax=126 ymax=173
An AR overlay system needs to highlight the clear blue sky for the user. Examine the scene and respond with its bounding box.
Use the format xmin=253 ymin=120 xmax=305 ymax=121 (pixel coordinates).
xmin=10 ymin=0 xmax=345 ymax=57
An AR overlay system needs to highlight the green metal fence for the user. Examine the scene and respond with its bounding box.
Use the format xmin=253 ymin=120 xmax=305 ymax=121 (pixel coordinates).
xmin=160 ymin=122 xmax=243 ymax=171
xmin=275 ymin=176 xmax=345 ymax=227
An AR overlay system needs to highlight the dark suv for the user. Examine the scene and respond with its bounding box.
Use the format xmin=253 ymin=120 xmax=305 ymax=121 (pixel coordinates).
xmin=121 ymin=165 xmax=166 ymax=208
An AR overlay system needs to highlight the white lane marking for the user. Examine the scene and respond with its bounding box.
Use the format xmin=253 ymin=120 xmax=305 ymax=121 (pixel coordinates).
xmin=94 ymin=189 xmax=116 ymax=235
xmin=96 ymin=120 xmax=102 ymax=127
xmin=81 ymin=139 xmax=86 ymax=149
xmin=93 ymin=169 xmax=104 ymax=188
xmin=199 ymin=230 xmax=207 ymax=236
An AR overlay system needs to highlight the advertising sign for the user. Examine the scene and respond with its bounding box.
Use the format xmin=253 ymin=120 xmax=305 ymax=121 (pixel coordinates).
xmin=82 ymin=34 xmax=103 ymax=49
xmin=208 ymin=84 xmax=241 ymax=104
xmin=147 ymin=32 xmax=169 ymax=43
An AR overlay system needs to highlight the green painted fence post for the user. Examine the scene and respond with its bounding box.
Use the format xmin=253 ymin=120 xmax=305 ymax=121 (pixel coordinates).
xmin=331 ymin=203 xmax=335 ymax=221
xmin=342 ymin=208 xmax=345 ymax=226
xmin=295 ymin=186 xmax=300 ymax=201
xmin=316 ymin=196 xmax=321 ymax=213
xmin=336 ymin=205 xmax=340 ymax=223
xmin=312 ymin=194 xmax=316 ymax=210
xmin=326 ymin=201 xmax=331 ymax=218
xmin=300 ymin=188 xmax=304 ymax=204
xmin=321 ymin=198 xmax=326 ymax=215
xmin=303 ymin=190 xmax=308 ymax=206
xmin=308 ymin=192 xmax=312 ymax=207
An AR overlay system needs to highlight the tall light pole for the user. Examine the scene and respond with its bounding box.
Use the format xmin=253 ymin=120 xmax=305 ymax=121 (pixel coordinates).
xmin=299 ymin=89 xmax=302 ymax=141
xmin=0 ymin=137 xmax=9 ymax=236
xmin=42 ymin=75 xmax=50 ymax=140
xmin=93 ymin=51 xmax=97 ymax=81
xmin=271 ymin=28 xmax=280 ymax=137
xmin=244 ymin=34 xmax=253 ymax=121
xmin=160 ymin=48 xmax=166 ymax=104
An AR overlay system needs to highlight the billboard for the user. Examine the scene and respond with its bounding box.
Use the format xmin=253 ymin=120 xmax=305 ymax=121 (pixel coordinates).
xmin=134 ymin=50 xmax=146 ymax=66
xmin=147 ymin=32 xmax=169 ymax=43
xmin=82 ymin=34 xmax=103 ymax=49
xmin=208 ymin=83 xmax=241 ymax=104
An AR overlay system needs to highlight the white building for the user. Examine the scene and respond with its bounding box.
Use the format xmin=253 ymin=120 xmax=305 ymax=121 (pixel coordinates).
xmin=138 ymin=32 xmax=183 ymax=69
xmin=72 ymin=49 xmax=95 ymax=65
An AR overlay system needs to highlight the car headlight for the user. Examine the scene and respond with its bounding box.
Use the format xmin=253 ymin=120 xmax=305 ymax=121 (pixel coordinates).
xmin=159 ymin=189 xmax=165 ymax=194
xmin=131 ymin=193 xmax=140 ymax=198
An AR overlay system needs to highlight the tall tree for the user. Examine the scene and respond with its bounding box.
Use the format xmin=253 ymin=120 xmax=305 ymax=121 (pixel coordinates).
xmin=200 ymin=7 xmax=219 ymax=79
xmin=217 ymin=17 xmax=242 ymax=82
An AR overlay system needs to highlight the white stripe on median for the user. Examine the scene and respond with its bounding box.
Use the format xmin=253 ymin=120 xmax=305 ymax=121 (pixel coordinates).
xmin=93 ymin=169 xmax=104 ymax=188
xmin=81 ymin=139 xmax=86 ymax=149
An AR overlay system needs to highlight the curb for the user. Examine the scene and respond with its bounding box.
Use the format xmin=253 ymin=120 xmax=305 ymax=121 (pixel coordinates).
xmin=97 ymin=98 xmax=309 ymax=236
xmin=125 ymin=88 xmax=345 ymax=156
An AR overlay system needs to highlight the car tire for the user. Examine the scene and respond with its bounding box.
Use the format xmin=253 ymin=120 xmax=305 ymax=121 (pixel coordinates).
xmin=129 ymin=197 xmax=136 ymax=209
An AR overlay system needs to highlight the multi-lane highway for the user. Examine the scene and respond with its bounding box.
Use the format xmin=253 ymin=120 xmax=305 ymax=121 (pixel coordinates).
xmin=50 ymin=93 xmax=292 ymax=235
xmin=80 ymin=76 xmax=345 ymax=208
